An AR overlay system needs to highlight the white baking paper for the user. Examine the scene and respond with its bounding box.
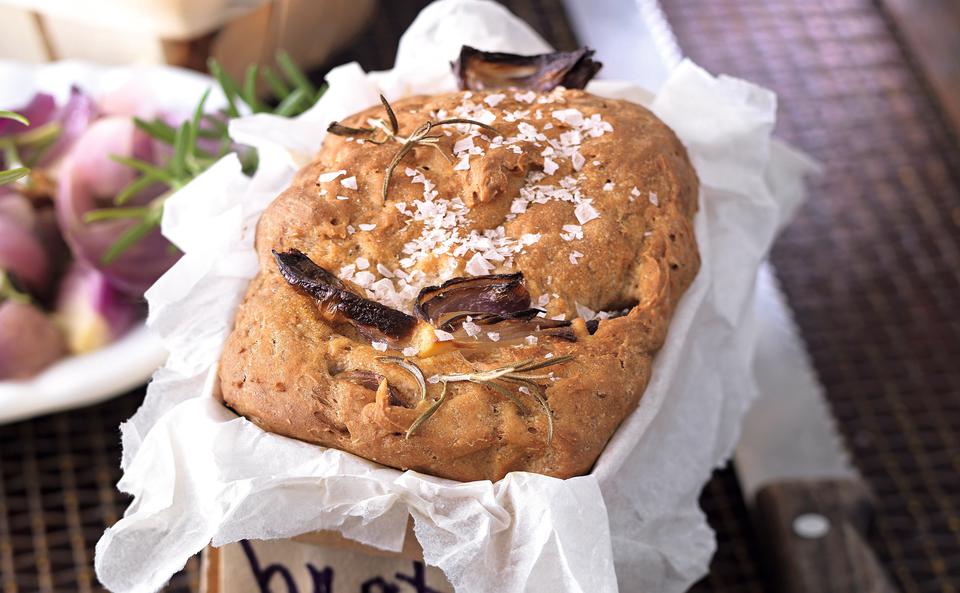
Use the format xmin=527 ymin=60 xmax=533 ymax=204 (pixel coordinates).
xmin=95 ymin=1 xmax=818 ymax=592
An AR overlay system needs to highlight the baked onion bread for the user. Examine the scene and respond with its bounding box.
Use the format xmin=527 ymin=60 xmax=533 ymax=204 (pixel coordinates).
xmin=219 ymin=48 xmax=700 ymax=482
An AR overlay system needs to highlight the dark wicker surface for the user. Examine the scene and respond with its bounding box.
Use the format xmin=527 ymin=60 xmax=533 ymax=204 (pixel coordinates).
xmin=662 ymin=1 xmax=960 ymax=591
xmin=1 ymin=0 xmax=957 ymax=591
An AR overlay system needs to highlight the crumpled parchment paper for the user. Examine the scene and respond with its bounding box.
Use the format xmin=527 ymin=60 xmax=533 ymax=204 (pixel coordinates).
xmin=95 ymin=1 xmax=817 ymax=592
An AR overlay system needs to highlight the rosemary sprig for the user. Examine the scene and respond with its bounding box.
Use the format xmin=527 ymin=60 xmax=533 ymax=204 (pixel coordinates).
xmin=403 ymin=355 xmax=574 ymax=442
xmin=0 ymin=111 xmax=30 ymax=186
xmin=326 ymin=94 xmax=499 ymax=204
xmin=0 ymin=270 xmax=31 ymax=305
xmin=91 ymin=51 xmax=326 ymax=263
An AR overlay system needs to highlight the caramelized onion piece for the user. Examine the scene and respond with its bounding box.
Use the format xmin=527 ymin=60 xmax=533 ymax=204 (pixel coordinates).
xmin=273 ymin=249 xmax=417 ymax=344
xmin=453 ymin=46 xmax=602 ymax=92
xmin=415 ymin=273 xmax=530 ymax=324
xmin=338 ymin=370 xmax=406 ymax=407
xmin=417 ymin=273 xmax=576 ymax=344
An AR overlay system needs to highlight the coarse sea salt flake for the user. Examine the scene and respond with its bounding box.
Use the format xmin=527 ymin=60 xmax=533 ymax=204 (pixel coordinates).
xmin=454 ymin=155 xmax=471 ymax=171
xmin=340 ymin=176 xmax=357 ymax=190
xmin=484 ymin=93 xmax=506 ymax=107
xmin=552 ymin=108 xmax=583 ymax=126
xmin=319 ymin=189 xmax=328 ymax=196
xmin=487 ymin=332 xmax=501 ymax=342
xmin=649 ymin=192 xmax=660 ymax=206
xmin=603 ymin=182 xmax=615 ymax=192
xmin=336 ymin=195 xmax=349 ymax=201
xmin=466 ymin=253 xmax=493 ymax=276
xmin=574 ymin=201 xmax=599 ymax=224
xmin=358 ymin=223 xmax=377 ymax=232
xmin=317 ymin=169 xmax=346 ymax=183
xmin=525 ymin=335 xmax=538 ymax=345
xmin=355 ymin=257 xmax=369 ymax=270
xmin=434 ymin=329 xmax=455 ymax=342
xmin=515 ymin=91 xmax=536 ymax=103
xmin=402 ymin=347 xmax=419 ymax=357
xmin=371 ymin=341 xmax=388 ymax=352
xmin=569 ymin=250 xmax=583 ymax=265
xmin=354 ymin=271 xmax=375 ymax=286
xmin=572 ymin=151 xmax=585 ymax=171
xmin=453 ymin=136 xmax=474 ymax=154
xmin=376 ymin=263 xmax=394 ymax=278
xmin=543 ymin=157 xmax=559 ymax=175
xmin=463 ymin=320 xmax=481 ymax=338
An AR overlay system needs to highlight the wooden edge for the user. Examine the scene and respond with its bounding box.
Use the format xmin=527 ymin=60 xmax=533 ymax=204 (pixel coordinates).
xmin=200 ymin=545 xmax=221 ymax=593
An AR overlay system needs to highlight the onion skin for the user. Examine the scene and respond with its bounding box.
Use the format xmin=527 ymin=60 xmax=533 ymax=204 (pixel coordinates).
xmin=0 ymin=214 xmax=50 ymax=294
xmin=56 ymin=116 xmax=178 ymax=297
xmin=453 ymin=46 xmax=602 ymax=92
xmin=55 ymin=262 xmax=138 ymax=354
xmin=0 ymin=301 xmax=67 ymax=380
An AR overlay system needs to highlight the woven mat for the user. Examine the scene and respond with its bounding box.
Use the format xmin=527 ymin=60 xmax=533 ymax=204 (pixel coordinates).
xmin=1 ymin=0 xmax=957 ymax=591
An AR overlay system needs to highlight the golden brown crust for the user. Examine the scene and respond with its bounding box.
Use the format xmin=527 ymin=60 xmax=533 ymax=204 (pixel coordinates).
xmin=219 ymin=88 xmax=700 ymax=482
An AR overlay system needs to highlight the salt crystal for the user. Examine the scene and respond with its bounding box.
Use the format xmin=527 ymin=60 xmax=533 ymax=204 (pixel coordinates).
xmin=574 ymin=201 xmax=599 ymax=224
xmin=427 ymin=375 xmax=440 ymax=384
xmin=319 ymin=189 xmax=328 ymax=196
xmin=569 ymin=250 xmax=583 ymax=265
xmin=552 ymin=108 xmax=584 ymax=126
xmin=518 ymin=385 xmax=531 ymax=395
xmin=543 ymin=157 xmax=559 ymax=175
xmin=402 ymin=347 xmax=419 ymax=357
xmin=434 ymin=329 xmax=455 ymax=342
xmin=487 ymin=332 xmax=501 ymax=342
xmin=484 ymin=93 xmax=506 ymax=107
xmin=525 ymin=335 xmax=538 ymax=345
xmin=336 ymin=195 xmax=349 ymax=201
xmin=515 ymin=91 xmax=536 ymax=103
xmin=347 ymin=225 xmax=356 ymax=235
xmin=536 ymin=294 xmax=550 ymax=307
xmin=560 ymin=224 xmax=583 ymax=241
xmin=317 ymin=169 xmax=346 ymax=183
xmin=376 ymin=263 xmax=394 ymax=278
xmin=354 ymin=271 xmax=375 ymax=286
xmin=358 ymin=223 xmax=377 ymax=232
xmin=462 ymin=320 xmax=482 ymax=338
xmin=649 ymin=192 xmax=659 ymax=206
xmin=371 ymin=341 xmax=388 ymax=352
xmin=453 ymin=136 xmax=475 ymax=154
xmin=465 ymin=253 xmax=493 ymax=275
xmin=545 ymin=352 xmax=555 ymax=358
xmin=593 ymin=160 xmax=601 ymax=166
xmin=453 ymin=155 xmax=471 ymax=171
xmin=340 ymin=176 xmax=358 ymax=190
xmin=355 ymin=257 xmax=370 ymax=270
xmin=572 ymin=151 xmax=586 ymax=171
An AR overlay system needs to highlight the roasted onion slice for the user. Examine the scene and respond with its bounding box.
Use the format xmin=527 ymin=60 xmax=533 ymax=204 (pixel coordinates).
xmin=338 ymin=370 xmax=407 ymax=407
xmin=453 ymin=46 xmax=602 ymax=92
xmin=273 ymin=249 xmax=417 ymax=344
xmin=414 ymin=273 xmax=530 ymax=324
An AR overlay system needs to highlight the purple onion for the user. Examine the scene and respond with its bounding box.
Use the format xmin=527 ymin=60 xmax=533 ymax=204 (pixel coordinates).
xmin=0 ymin=214 xmax=50 ymax=293
xmin=0 ymin=300 xmax=66 ymax=380
xmin=0 ymin=190 xmax=36 ymax=230
xmin=0 ymin=93 xmax=55 ymax=136
xmin=55 ymin=261 xmax=138 ymax=354
xmin=56 ymin=116 xmax=179 ymax=297
xmin=39 ymin=86 xmax=99 ymax=166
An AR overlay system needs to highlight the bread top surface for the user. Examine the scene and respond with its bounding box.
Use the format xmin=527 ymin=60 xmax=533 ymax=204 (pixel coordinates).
xmin=220 ymin=88 xmax=700 ymax=481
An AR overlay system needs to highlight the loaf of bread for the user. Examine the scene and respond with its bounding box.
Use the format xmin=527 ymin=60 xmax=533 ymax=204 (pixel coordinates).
xmin=219 ymin=85 xmax=699 ymax=482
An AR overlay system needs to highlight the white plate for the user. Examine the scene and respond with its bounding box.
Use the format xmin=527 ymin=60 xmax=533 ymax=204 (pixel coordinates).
xmin=0 ymin=59 xmax=225 ymax=424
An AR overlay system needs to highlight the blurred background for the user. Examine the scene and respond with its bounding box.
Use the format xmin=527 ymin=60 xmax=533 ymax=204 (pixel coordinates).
xmin=0 ymin=0 xmax=957 ymax=592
